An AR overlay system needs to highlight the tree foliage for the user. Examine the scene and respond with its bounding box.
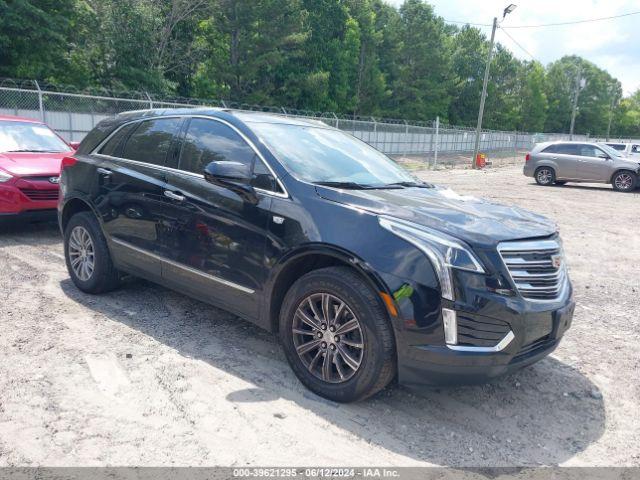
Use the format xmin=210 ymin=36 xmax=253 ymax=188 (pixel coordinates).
xmin=2 ymin=0 xmax=638 ymax=136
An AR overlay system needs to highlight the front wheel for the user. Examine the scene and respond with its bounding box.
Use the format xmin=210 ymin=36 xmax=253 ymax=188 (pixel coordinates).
xmin=279 ymin=267 xmax=396 ymax=402
xmin=535 ymin=167 xmax=555 ymax=186
xmin=612 ymin=171 xmax=637 ymax=192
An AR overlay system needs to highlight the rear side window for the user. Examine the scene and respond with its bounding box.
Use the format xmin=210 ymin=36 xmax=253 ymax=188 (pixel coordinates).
xmin=99 ymin=123 xmax=137 ymax=157
xmin=121 ymin=118 xmax=182 ymax=166
xmin=179 ymin=118 xmax=257 ymax=174
xmin=543 ymin=144 xmax=579 ymax=155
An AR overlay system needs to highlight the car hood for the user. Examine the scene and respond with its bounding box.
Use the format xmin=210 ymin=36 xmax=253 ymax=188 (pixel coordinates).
xmin=0 ymin=151 xmax=71 ymax=176
xmin=315 ymin=184 xmax=557 ymax=248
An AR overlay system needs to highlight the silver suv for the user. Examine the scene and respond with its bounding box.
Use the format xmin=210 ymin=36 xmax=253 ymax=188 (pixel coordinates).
xmin=524 ymin=141 xmax=640 ymax=192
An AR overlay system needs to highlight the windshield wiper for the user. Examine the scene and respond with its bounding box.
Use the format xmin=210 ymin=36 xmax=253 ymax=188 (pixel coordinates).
xmin=313 ymin=181 xmax=402 ymax=190
xmin=383 ymin=181 xmax=434 ymax=188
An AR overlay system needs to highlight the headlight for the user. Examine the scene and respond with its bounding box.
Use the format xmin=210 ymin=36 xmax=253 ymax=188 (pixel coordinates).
xmin=379 ymin=216 xmax=485 ymax=301
xmin=0 ymin=170 xmax=12 ymax=183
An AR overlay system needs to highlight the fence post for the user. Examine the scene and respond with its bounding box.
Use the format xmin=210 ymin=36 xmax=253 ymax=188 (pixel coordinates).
xmin=434 ymin=116 xmax=439 ymax=168
xmin=371 ymin=116 xmax=377 ymax=147
xmin=281 ymin=107 xmax=288 ymax=116
xmin=144 ymin=91 xmax=153 ymax=109
xmin=34 ymin=80 xmax=45 ymax=121
xmin=332 ymin=112 xmax=339 ymax=129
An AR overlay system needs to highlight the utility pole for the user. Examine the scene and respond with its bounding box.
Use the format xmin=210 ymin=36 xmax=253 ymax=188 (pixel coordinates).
xmin=569 ymin=68 xmax=584 ymax=140
xmin=472 ymin=16 xmax=497 ymax=169
xmin=471 ymin=4 xmax=517 ymax=169
xmin=605 ymin=85 xmax=618 ymax=141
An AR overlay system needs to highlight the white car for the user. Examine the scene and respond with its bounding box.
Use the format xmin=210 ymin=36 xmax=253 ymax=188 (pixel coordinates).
xmin=605 ymin=142 xmax=640 ymax=159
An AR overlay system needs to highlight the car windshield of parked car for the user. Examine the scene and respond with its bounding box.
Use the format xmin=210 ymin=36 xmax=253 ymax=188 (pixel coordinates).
xmin=598 ymin=143 xmax=625 ymax=158
xmin=248 ymin=122 xmax=416 ymax=187
xmin=0 ymin=120 xmax=70 ymax=153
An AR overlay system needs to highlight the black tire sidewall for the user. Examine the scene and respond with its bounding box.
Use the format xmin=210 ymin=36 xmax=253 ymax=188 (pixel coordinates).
xmin=279 ymin=268 xmax=395 ymax=402
xmin=535 ymin=167 xmax=555 ymax=186
xmin=64 ymin=212 xmax=118 ymax=293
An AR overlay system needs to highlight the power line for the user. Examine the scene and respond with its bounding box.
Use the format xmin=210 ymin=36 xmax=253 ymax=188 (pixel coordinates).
xmin=443 ymin=10 xmax=640 ymax=29
xmin=499 ymin=28 xmax=538 ymax=61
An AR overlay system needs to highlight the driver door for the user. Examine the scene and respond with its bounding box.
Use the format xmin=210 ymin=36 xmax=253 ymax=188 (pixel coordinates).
xmin=574 ymin=144 xmax=614 ymax=182
xmin=159 ymin=117 xmax=276 ymax=319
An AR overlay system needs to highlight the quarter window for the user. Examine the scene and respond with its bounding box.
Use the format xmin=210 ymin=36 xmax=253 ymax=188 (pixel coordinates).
xmin=121 ymin=118 xmax=182 ymax=166
xmin=99 ymin=123 xmax=137 ymax=157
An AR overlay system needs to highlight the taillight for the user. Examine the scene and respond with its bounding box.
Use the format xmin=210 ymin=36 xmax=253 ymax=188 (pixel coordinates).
xmin=61 ymin=156 xmax=77 ymax=170
xmin=525 ymin=153 xmax=530 ymax=162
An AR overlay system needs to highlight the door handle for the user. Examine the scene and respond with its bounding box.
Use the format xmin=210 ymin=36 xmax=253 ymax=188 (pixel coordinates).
xmin=97 ymin=167 xmax=112 ymax=176
xmin=164 ymin=190 xmax=185 ymax=202
xmin=551 ymin=157 xmax=558 ymax=160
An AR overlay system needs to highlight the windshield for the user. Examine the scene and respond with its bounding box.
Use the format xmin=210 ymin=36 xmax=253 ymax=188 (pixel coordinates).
xmin=598 ymin=143 xmax=625 ymax=158
xmin=0 ymin=120 xmax=70 ymax=153
xmin=248 ymin=122 xmax=415 ymax=186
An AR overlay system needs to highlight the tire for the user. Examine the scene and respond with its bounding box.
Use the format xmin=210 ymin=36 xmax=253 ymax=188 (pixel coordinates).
xmin=554 ymin=180 xmax=567 ymax=186
xmin=534 ymin=167 xmax=555 ymax=186
xmin=64 ymin=211 xmax=120 ymax=293
xmin=279 ymin=266 xmax=396 ymax=403
xmin=612 ymin=171 xmax=637 ymax=192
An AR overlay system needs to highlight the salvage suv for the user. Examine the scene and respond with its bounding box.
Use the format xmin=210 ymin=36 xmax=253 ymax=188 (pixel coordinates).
xmin=59 ymin=109 xmax=574 ymax=402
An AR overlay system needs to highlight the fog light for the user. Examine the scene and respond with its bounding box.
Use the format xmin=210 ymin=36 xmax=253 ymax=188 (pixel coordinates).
xmin=442 ymin=308 xmax=457 ymax=345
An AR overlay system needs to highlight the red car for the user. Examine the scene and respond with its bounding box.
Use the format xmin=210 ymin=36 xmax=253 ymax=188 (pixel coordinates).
xmin=0 ymin=115 xmax=78 ymax=221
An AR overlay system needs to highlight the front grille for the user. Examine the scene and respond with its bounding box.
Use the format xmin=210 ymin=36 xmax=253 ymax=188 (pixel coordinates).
xmin=498 ymin=239 xmax=567 ymax=301
xmin=20 ymin=188 xmax=59 ymax=201
xmin=456 ymin=314 xmax=511 ymax=348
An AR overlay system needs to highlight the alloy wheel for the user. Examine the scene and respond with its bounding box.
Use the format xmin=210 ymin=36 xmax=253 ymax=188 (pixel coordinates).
xmin=537 ymin=168 xmax=552 ymax=185
xmin=292 ymin=293 xmax=364 ymax=384
xmin=614 ymin=173 xmax=633 ymax=191
xmin=68 ymin=226 xmax=95 ymax=281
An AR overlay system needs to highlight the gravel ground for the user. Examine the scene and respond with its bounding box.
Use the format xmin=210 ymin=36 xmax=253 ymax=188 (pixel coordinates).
xmin=0 ymin=165 xmax=638 ymax=467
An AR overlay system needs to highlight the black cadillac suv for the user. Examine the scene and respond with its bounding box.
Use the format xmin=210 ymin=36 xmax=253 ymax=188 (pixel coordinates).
xmin=58 ymin=109 xmax=574 ymax=402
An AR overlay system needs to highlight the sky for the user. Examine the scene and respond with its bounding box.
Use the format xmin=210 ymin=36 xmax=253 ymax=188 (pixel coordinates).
xmin=384 ymin=0 xmax=640 ymax=96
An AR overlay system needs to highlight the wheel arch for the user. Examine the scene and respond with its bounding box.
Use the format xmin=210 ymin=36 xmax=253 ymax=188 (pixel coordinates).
xmin=610 ymin=169 xmax=638 ymax=184
xmin=60 ymin=196 xmax=99 ymax=233
xmin=265 ymin=245 xmax=394 ymax=334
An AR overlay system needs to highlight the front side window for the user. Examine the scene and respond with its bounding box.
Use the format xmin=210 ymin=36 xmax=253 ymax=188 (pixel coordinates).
xmin=179 ymin=118 xmax=257 ymax=174
xmin=0 ymin=120 xmax=70 ymax=153
xmin=246 ymin=122 xmax=415 ymax=186
xmin=179 ymin=118 xmax=278 ymax=191
xmin=121 ymin=118 xmax=182 ymax=166
xmin=577 ymin=144 xmax=605 ymax=158
xmin=606 ymin=144 xmax=626 ymax=151
xmin=632 ymin=145 xmax=639 ymax=153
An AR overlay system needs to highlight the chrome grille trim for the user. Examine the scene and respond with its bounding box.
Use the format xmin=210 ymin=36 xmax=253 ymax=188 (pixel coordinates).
xmin=498 ymin=239 xmax=569 ymax=302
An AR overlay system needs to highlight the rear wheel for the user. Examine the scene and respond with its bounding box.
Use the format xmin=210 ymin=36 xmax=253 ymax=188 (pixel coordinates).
xmin=64 ymin=212 xmax=120 ymax=293
xmin=535 ymin=167 xmax=555 ymax=186
xmin=612 ymin=171 xmax=636 ymax=192
xmin=279 ymin=266 xmax=396 ymax=402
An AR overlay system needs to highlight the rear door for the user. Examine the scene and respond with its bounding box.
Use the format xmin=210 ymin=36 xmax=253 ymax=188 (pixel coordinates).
xmin=573 ymin=144 xmax=613 ymax=182
xmin=540 ymin=143 xmax=578 ymax=179
xmin=94 ymin=116 xmax=184 ymax=278
xmin=159 ymin=116 xmax=278 ymax=319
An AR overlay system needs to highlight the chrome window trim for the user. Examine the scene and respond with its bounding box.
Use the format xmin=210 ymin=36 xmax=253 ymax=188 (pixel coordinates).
xmin=447 ymin=331 xmax=515 ymax=352
xmin=91 ymin=114 xmax=289 ymax=199
xmin=111 ymin=237 xmax=255 ymax=294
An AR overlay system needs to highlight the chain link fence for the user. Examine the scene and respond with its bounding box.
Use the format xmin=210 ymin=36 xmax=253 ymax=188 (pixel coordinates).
xmin=0 ymin=78 xmax=600 ymax=167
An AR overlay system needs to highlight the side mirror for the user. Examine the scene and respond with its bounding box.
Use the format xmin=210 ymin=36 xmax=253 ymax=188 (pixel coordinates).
xmin=203 ymin=161 xmax=257 ymax=204
xmin=68 ymin=141 xmax=80 ymax=150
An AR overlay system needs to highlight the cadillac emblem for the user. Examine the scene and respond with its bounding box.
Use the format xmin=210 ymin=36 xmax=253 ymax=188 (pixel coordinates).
xmin=551 ymin=254 xmax=563 ymax=269
xmin=49 ymin=176 xmax=60 ymax=184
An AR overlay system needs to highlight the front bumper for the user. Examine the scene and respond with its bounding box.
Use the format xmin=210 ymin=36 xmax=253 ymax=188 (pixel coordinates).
xmin=0 ymin=181 xmax=59 ymax=216
xmin=399 ymin=300 xmax=574 ymax=385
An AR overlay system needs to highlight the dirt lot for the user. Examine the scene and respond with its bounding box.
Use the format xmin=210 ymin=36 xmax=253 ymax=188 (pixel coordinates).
xmin=0 ymin=165 xmax=638 ymax=467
